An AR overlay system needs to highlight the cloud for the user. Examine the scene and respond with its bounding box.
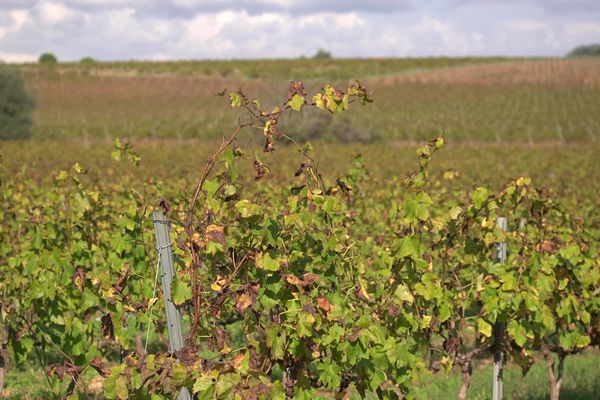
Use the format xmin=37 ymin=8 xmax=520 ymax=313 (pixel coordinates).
xmin=0 ymin=9 xmax=29 ymax=40
xmin=37 ymin=1 xmax=75 ymax=25
xmin=0 ymin=0 xmax=599 ymax=61
xmin=1 ymin=0 xmax=413 ymax=17
xmin=452 ymin=0 xmax=600 ymax=15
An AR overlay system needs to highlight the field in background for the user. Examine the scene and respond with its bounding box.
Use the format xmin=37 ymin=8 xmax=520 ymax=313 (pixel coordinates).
xmin=21 ymin=57 xmax=600 ymax=141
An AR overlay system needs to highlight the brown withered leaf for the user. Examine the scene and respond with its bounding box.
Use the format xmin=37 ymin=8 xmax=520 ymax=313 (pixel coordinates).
xmin=288 ymin=81 xmax=306 ymax=99
xmin=283 ymin=272 xmax=318 ymax=288
xmin=302 ymin=273 xmax=318 ymax=285
xmin=294 ymin=163 xmax=307 ymax=177
xmin=387 ymin=304 xmax=400 ymax=318
xmin=215 ymin=328 xmax=230 ymax=353
xmin=235 ymin=291 xmax=254 ymax=315
xmin=89 ymin=356 xmax=109 ymax=377
xmin=283 ymin=274 xmax=303 ymax=286
xmin=303 ymin=304 xmax=317 ymax=315
xmin=254 ymin=159 xmax=269 ymax=179
xmin=101 ymin=313 xmax=115 ymax=341
xmin=112 ymin=266 xmax=130 ymax=295
xmin=205 ymin=224 xmax=225 ymax=245
xmin=48 ymin=362 xmax=83 ymax=380
xmin=248 ymin=345 xmax=260 ymax=369
xmin=158 ymin=197 xmax=170 ymax=213
xmin=537 ymin=240 xmax=556 ymax=253
xmin=175 ymin=346 xmax=198 ymax=366
xmin=175 ymin=236 xmax=187 ymax=251
xmin=347 ymin=328 xmax=361 ymax=343
xmin=317 ymin=297 xmax=332 ymax=313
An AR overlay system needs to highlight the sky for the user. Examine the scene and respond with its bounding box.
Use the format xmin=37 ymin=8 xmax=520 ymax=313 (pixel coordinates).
xmin=0 ymin=0 xmax=599 ymax=62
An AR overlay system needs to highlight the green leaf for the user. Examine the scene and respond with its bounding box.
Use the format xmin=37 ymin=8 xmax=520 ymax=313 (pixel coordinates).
xmin=297 ymin=312 xmax=316 ymax=338
xmin=508 ymin=320 xmax=528 ymax=347
xmin=288 ymin=94 xmax=305 ymax=111
xmin=229 ymin=92 xmax=243 ymax=107
xmin=235 ymin=199 xmax=261 ymax=218
xmin=171 ymin=280 xmax=192 ymax=306
xmin=203 ymin=179 xmax=220 ymax=198
xmin=396 ymin=237 xmax=418 ymax=259
xmin=256 ymin=252 xmax=280 ymax=271
xmin=216 ymin=373 xmax=240 ymax=396
xmin=471 ymin=187 xmax=490 ymax=209
xmin=394 ymin=285 xmax=414 ymax=304
xmin=317 ymin=360 xmax=341 ymax=389
xmin=438 ymin=303 xmax=452 ymax=323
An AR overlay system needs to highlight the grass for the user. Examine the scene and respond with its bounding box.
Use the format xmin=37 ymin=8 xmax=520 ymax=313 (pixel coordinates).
xmin=414 ymin=351 xmax=600 ymax=400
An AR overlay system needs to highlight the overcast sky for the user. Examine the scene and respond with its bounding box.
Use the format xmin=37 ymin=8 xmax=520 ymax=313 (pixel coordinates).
xmin=1 ymin=0 xmax=599 ymax=62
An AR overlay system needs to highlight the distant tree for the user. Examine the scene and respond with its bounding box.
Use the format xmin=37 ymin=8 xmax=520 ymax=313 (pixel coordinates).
xmin=38 ymin=52 xmax=58 ymax=64
xmin=312 ymin=48 xmax=332 ymax=59
xmin=0 ymin=66 xmax=35 ymax=140
xmin=79 ymin=56 xmax=95 ymax=65
xmin=567 ymin=44 xmax=600 ymax=57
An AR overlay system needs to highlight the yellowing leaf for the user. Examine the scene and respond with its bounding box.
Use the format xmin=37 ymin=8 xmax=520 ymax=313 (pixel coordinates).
xmin=210 ymin=275 xmax=229 ymax=293
xmin=422 ymin=315 xmax=432 ymax=328
xmin=477 ymin=318 xmax=493 ymax=338
xmin=287 ymin=94 xmax=305 ymax=111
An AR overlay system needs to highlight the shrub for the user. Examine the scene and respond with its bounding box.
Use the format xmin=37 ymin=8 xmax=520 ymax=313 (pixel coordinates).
xmin=281 ymin=108 xmax=378 ymax=143
xmin=0 ymin=66 xmax=35 ymax=140
xmin=79 ymin=57 xmax=95 ymax=65
xmin=567 ymin=44 xmax=600 ymax=57
xmin=312 ymin=48 xmax=332 ymax=59
xmin=38 ymin=52 xmax=58 ymax=64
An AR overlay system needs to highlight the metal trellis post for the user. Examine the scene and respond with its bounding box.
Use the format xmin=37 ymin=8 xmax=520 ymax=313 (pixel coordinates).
xmin=493 ymin=217 xmax=507 ymax=400
xmin=152 ymin=211 xmax=192 ymax=400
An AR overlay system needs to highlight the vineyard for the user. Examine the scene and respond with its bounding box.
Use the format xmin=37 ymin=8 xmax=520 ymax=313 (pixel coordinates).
xmin=1 ymin=58 xmax=599 ymax=399
xmin=25 ymin=58 xmax=600 ymax=142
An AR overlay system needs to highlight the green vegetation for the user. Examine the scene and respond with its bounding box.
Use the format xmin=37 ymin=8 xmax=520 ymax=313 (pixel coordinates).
xmin=312 ymin=48 xmax=332 ymax=59
xmin=1 ymin=79 xmax=598 ymax=399
xmin=1 ymin=59 xmax=599 ymax=399
xmin=38 ymin=52 xmax=58 ymax=65
xmin=19 ymin=56 xmax=506 ymax=79
xmin=0 ymin=66 xmax=34 ymax=140
xmin=80 ymin=57 xmax=96 ymax=65
xmin=567 ymin=44 xmax=600 ymax=57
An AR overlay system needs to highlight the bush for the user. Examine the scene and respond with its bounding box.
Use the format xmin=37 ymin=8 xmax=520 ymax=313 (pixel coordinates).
xmin=567 ymin=44 xmax=600 ymax=57
xmin=0 ymin=67 xmax=35 ymax=140
xmin=312 ymin=48 xmax=332 ymax=59
xmin=38 ymin=52 xmax=57 ymax=64
xmin=79 ymin=57 xmax=95 ymax=65
xmin=281 ymin=108 xmax=377 ymax=143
